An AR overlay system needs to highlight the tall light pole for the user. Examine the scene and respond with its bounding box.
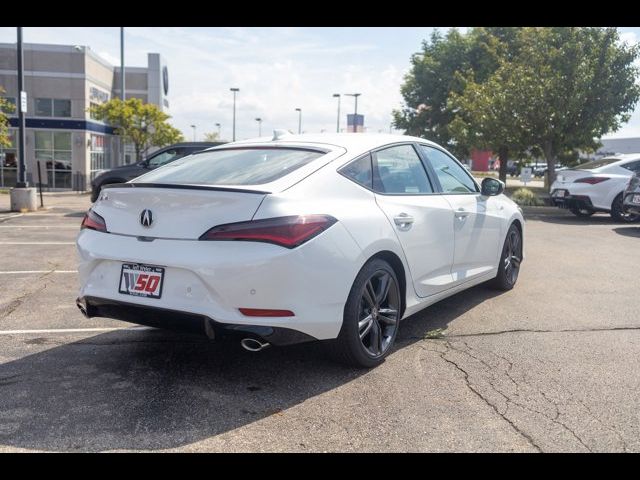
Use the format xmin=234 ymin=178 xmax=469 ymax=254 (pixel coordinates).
xmin=191 ymin=125 xmax=197 ymax=141
xmin=332 ymin=93 xmax=341 ymax=133
xmin=230 ymin=88 xmax=239 ymax=141
xmin=295 ymin=108 xmax=302 ymax=134
xmin=215 ymin=122 xmax=221 ymax=139
xmin=15 ymin=27 xmax=27 ymax=188
xmin=344 ymin=93 xmax=361 ymax=132
xmin=120 ymin=27 xmax=125 ymax=165
xmin=255 ymin=117 xmax=262 ymax=137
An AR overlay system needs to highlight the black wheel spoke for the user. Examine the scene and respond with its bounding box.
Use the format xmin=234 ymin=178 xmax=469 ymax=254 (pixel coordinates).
xmin=376 ymin=273 xmax=391 ymax=305
xmin=363 ymin=280 xmax=377 ymax=309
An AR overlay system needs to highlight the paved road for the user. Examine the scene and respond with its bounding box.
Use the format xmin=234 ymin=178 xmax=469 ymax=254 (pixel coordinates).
xmin=0 ymin=194 xmax=639 ymax=452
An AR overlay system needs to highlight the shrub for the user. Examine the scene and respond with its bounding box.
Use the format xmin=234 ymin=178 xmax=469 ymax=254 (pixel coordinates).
xmin=511 ymin=188 xmax=545 ymax=206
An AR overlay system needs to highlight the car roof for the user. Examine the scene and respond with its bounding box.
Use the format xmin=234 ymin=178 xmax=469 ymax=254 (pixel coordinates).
xmin=215 ymin=133 xmax=441 ymax=157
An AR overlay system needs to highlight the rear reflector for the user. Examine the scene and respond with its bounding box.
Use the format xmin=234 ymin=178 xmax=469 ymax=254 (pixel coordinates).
xmin=81 ymin=209 xmax=107 ymax=232
xmin=239 ymin=308 xmax=295 ymax=317
xmin=574 ymin=177 xmax=610 ymax=184
xmin=200 ymin=215 xmax=337 ymax=248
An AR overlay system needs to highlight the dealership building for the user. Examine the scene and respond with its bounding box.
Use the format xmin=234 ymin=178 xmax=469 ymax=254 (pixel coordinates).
xmin=0 ymin=42 xmax=169 ymax=190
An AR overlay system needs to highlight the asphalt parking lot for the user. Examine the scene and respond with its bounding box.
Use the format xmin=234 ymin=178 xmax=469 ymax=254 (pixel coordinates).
xmin=1 ymin=192 xmax=639 ymax=452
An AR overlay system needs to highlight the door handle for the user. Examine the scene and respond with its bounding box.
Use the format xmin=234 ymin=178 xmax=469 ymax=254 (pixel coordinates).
xmin=393 ymin=213 xmax=414 ymax=230
xmin=454 ymin=208 xmax=470 ymax=220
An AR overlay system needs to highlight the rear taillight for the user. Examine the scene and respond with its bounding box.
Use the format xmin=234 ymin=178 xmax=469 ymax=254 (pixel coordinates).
xmin=199 ymin=215 xmax=337 ymax=248
xmin=81 ymin=209 xmax=107 ymax=232
xmin=574 ymin=177 xmax=610 ymax=184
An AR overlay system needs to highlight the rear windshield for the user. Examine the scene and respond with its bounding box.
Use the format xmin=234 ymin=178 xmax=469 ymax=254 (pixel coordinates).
xmin=574 ymin=158 xmax=619 ymax=170
xmin=135 ymin=147 xmax=325 ymax=186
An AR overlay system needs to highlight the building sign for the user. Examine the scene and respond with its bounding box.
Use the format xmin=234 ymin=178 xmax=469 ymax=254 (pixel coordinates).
xmin=347 ymin=114 xmax=364 ymax=133
xmin=20 ymin=91 xmax=27 ymax=113
xmin=162 ymin=66 xmax=169 ymax=96
xmin=89 ymin=87 xmax=110 ymax=103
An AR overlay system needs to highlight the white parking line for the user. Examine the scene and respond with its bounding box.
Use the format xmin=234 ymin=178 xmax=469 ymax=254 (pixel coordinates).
xmin=0 ymin=327 xmax=153 ymax=335
xmin=0 ymin=270 xmax=77 ymax=274
xmin=0 ymin=242 xmax=75 ymax=245
xmin=0 ymin=225 xmax=79 ymax=228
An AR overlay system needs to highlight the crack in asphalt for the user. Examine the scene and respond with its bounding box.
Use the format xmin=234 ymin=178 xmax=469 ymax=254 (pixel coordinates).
xmin=431 ymin=326 xmax=640 ymax=338
xmin=0 ymin=271 xmax=53 ymax=321
xmin=420 ymin=339 xmax=607 ymax=452
xmin=421 ymin=341 xmax=543 ymax=452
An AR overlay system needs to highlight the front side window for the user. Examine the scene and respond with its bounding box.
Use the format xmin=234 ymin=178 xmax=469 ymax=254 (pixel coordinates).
xmin=420 ymin=145 xmax=478 ymax=193
xmin=373 ymin=144 xmax=433 ymax=194
xmin=136 ymin=147 xmax=325 ymax=186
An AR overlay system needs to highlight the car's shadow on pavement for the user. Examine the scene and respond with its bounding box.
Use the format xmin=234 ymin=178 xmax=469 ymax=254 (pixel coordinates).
xmin=613 ymin=226 xmax=640 ymax=238
xmin=526 ymin=212 xmax=633 ymax=226
xmin=0 ymin=284 xmax=503 ymax=452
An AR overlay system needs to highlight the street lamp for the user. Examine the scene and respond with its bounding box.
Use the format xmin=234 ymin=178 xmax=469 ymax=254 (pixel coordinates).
xmin=295 ymin=108 xmax=302 ymax=134
xmin=191 ymin=124 xmax=197 ymax=141
xmin=230 ymin=87 xmax=239 ymax=141
xmin=344 ymin=93 xmax=361 ymax=132
xmin=255 ymin=117 xmax=262 ymax=137
xmin=332 ymin=93 xmax=341 ymax=133
xmin=215 ymin=122 xmax=221 ymax=139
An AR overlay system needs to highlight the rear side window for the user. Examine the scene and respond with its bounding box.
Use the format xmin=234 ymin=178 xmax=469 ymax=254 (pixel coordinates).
xmin=135 ymin=148 xmax=325 ymax=186
xmin=372 ymin=144 xmax=433 ymax=194
xmin=621 ymin=160 xmax=640 ymax=173
xmin=340 ymin=154 xmax=373 ymax=188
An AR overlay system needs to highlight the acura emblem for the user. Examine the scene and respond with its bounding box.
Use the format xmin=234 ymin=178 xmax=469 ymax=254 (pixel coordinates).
xmin=140 ymin=209 xmax=153 ymax=227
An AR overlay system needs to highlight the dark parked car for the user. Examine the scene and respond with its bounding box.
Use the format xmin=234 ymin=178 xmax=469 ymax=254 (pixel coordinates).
xmin=624 ymin=172 xmax=640 ymax=216
xmin=90 ymin=142 xmax=223 ymax=202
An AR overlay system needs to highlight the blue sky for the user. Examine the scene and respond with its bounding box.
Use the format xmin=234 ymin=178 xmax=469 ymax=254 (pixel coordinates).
xmin=1 ymin=27 xmax=639 ymax=141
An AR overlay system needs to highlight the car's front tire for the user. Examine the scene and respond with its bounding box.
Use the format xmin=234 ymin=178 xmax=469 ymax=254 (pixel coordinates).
xmin=489 ymin=224 xmax=522 ymax=291
xmin=611 ymin=194 xmax=640 ymax=223
xmin=330 ymin=258 xmax=401 ymax=368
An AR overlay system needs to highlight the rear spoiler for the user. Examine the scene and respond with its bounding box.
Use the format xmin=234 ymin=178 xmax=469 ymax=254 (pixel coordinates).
xmin=101 ymin=183 xmax=271 ymax=195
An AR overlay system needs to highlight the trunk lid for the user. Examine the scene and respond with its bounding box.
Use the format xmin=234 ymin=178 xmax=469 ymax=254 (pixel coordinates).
xmin=94 ymin=185 xmax=267 ymax=240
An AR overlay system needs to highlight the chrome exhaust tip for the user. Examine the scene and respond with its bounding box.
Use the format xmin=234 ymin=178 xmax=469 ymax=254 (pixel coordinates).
xmin=240 ymin=338 xmax=270 ymax=352
xmin=76 ymin=299 xmax=88 ymax=318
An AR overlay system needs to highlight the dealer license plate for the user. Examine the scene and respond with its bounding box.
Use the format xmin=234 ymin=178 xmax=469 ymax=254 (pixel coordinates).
xmin=118 ymin=263 xmax=164 ymax=299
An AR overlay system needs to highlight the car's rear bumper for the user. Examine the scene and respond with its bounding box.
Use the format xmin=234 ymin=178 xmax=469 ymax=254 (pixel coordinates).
xmin=76 ymin=224 xmax=363 ymax=341
xmin=76 ymin=295 xmax=316 ymax=346
xmin=550 ymin=191 xmax=597 ymax=211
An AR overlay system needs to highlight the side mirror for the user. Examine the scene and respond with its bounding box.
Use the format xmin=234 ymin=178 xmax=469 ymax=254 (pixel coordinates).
xmin=481 ymin=177 xmax=505 ymax=196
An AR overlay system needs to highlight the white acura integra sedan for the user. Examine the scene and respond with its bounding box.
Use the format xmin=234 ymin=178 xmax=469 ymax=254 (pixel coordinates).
xmin=77 ymin=132 xmax=524 ymax=367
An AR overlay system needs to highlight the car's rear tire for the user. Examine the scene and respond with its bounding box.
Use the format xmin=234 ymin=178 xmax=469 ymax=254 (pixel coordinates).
xmin=569 ymin=207 xmax=595 ymax=217
xmin=489 ymin=224 xmax=522 ymax=291
xmin=330 ymin=258 xmax=401 ymax=368
xmin=611 ymin=194 xmax=640 ymax=223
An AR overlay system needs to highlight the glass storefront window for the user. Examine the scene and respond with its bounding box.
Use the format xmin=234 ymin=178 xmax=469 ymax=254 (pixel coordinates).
xmin=34 ymin=131 xmax=73 ymax=189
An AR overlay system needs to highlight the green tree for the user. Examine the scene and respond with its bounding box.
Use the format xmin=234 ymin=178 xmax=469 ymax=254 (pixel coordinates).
xmin=449 ymin=28 xmax=640 ymax=183
xmin=392 ymin=28 xmax=511 ymax=158
xmin=202 ymin=131 xmax=220 ymax=142
xmin=513 ymin=27 xmax=640 ymax=183
xmin=89 ymin=98 xmax=184 ymax=162
xmin=0 ymin=87 xmax=15 ymax=148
